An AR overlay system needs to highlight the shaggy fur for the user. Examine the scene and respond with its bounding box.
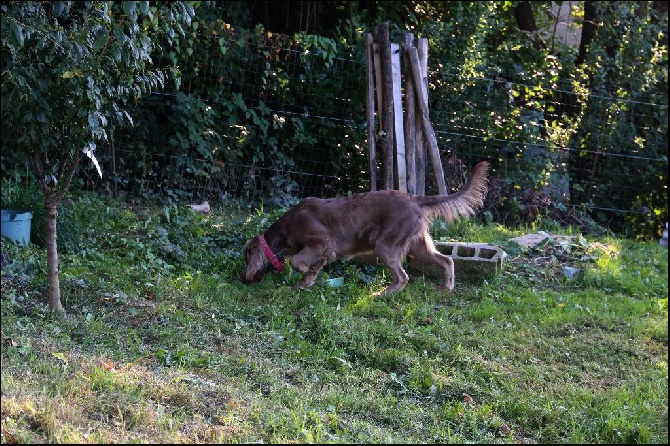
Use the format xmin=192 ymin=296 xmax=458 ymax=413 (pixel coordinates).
xmin=240 ymin=161 xmax=490 ymax=293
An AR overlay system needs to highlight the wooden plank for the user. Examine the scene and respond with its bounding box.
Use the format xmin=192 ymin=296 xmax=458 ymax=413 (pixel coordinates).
xmin=372 ymin=43 xmax=383 ymax=126
xmin=403 ymin=33 xmax=416 ymax=195
xmin=415 ymin=38 xmax=428 ymax=195
xmin=407 ymin=46 xmax=447 ymax=195
xmin=365 ymin=33 xmax=377 ymax=191
xmin=391 ymin=42 xmax=407 ymax=192
xmin=374 ymin=23 xmax=395 ymax=191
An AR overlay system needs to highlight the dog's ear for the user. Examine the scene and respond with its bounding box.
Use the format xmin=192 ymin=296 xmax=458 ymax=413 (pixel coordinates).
xmin=241 ymin=236 xmax=269 ymax=283
xmin=242 ymin=237 xmax=254 ymax=258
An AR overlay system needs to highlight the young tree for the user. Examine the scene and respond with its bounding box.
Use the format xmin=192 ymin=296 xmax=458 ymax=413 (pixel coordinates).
xmin=1 ymin=1 xmax=195 ymax=315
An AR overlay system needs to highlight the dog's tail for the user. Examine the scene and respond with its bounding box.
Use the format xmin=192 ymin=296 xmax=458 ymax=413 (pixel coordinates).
xmin=417 ymin=161 xmax=490 ymax=221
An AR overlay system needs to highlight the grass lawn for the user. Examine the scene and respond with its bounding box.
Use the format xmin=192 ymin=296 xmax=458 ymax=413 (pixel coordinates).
xmin=1 ymin=193 xmax=667 ymax=443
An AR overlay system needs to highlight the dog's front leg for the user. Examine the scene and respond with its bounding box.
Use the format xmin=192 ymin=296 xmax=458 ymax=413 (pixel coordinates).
xmin=295 ymin=272 xmax=319 ymax=289
xmin=290 ymin=244 xmax=334 ymax=289
xmin=385 ymin=263 xmax=410 ymax=293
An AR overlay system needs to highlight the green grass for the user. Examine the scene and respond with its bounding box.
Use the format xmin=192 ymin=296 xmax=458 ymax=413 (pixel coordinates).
xmin=1 ymin=192 xmax=667 ymax=443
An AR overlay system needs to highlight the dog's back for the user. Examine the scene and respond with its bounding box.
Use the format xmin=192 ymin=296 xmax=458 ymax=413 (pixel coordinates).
xmin=283 ymin=160 xmax=488 ymax=226
xmin=268 ymin=161 xmax=489 ymax=258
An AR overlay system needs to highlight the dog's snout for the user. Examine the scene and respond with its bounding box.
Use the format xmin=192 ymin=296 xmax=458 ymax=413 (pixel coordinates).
xmin=240 ymin=266 xmax=267 ymax=285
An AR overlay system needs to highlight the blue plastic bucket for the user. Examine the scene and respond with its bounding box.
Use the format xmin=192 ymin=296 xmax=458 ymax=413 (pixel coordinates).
xmin=1 ymin=209 xmax=33 ymax=246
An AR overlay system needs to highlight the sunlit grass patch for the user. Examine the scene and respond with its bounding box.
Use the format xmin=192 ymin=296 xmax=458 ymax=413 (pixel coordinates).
xmin=1 ymin=193 xmax=667 ymax=443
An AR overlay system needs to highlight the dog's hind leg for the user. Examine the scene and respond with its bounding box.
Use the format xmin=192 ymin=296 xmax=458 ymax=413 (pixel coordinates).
xmin=408 ymin=231 xmax=455 ymax=292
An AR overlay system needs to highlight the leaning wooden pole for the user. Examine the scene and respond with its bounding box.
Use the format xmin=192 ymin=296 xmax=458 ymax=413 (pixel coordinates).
xmin=415 ymin=38 xmax=428 ymax=195
xmin=407 ymin=46 xmax=447 ymax=195
xmin=365 ymin=33 xmax=377 ymax=191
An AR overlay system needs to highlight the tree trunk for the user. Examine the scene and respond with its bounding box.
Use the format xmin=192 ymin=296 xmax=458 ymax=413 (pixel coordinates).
xmin=45 ymin=198 xmax=65 ymax=316
xmin=29 ymin=148 xmax=82 ymax=316
xmin=514 ymin=0 xmax=546 ymax=50
xmin=568 ymin=1 xmax=600 ymax=203
xmin=576 ymin=1 xmax=599 ymax=67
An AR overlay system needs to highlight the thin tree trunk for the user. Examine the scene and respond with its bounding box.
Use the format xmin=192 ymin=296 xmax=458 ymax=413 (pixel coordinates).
xmin=514 ymin=0 xmax=546 ymax=50
xmin=403 ymin=33 xmax=416 ymax=195
xmin=576 ymin=1 xmax=599 ymax=67
xmin=45 ymin=199 xmax=65 ymax=315
xmin=414 ymin=38 xmax=428 ymax=195
xmin=365 ymin=33 xmax=377 ymax=191
xmin=29 ymin=148 xmax=82 ymax=316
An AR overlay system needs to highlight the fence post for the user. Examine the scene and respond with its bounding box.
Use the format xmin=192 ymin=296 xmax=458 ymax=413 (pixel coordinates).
xmin=391 ymin=42 xmax=407 ymax=192
xmin=403 ymin=33 xmax=417 ymax=195
xmin=365 ymin=33 xmax=377 ymax=191
xmin=415 ymin=38 xmax=429 ymax=195
xmin=373 ymin=23 xmax=395 ymax=191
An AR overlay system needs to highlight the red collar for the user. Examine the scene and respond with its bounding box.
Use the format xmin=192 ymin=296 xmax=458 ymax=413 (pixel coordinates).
xmin=258 ymin=235 xmax=285 ymax=273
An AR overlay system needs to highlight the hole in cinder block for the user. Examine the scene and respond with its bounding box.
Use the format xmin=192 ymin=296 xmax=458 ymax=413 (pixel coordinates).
xmin=438 ymin=245 xmax=454 ymax=255
xmin=480 ymin=248 xmax=497 ymax=259
xmin=456 ymin=246 xmax=476 ymax=258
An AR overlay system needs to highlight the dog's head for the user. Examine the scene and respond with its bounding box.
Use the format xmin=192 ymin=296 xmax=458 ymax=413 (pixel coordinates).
xmin=239 ymin=236 xmax=273 ymax=285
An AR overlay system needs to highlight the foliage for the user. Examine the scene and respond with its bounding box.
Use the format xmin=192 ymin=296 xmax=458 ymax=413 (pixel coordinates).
xmin=1 ymin=1 xmax=195 ymax=182
xmin=405 ymin=1 xmax=667 ymax=239
xmin=102 ymin=8 xmax=361 ymax=203
xmin=566 ymin=2 xmax=668 ymax=238
xmin=1 ymin=1 xmax=196 ymax=314
xmin=2 ymin=1 xmax=667 ymax=240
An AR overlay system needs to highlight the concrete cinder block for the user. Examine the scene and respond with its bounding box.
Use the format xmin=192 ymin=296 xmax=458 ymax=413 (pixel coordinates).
xmin=349 ymin=242 xmax=507 ymax=284
xmin=433 ymin=242 xmax=507 ymax=268
xmin=407 ymin=242 xmax=507 ymax=283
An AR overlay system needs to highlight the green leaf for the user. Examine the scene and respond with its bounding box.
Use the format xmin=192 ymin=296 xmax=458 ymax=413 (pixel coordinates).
xmin=10 ymin=21 xmax=24 ymax=48
xmin=53 ymin=1 xmax=66 ymax=17
xmin=88 ymin=112 xmax=98 ymax=129
xmin=123 ymin=1 xmax=138 ymax=21
xmin=61 ymin=69 xmax=82 ymax=79
xmin=139 ymin=1 xmax=150 ymax=15
xmin=92 ymin=26 xmax=109 ymax=53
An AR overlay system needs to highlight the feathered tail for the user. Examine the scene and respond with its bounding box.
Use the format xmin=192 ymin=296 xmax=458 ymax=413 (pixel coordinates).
xmin=417 ymin=161 xmax=489 ymax=221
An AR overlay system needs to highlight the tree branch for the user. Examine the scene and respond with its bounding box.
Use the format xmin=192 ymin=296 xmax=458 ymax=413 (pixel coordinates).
xmin=54 ymin=149 xmax=82 ymax=203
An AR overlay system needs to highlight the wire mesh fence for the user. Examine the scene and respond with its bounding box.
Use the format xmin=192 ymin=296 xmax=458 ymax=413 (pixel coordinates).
xmin=88 ymin=28 xmax=666 ymax=234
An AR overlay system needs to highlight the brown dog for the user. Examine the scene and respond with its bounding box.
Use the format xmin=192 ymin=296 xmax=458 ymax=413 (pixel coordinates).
xmin=240 ymin=161 xmax=489 ymax=293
